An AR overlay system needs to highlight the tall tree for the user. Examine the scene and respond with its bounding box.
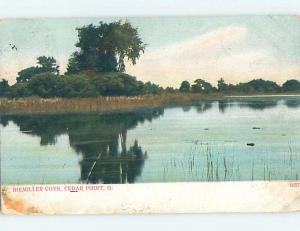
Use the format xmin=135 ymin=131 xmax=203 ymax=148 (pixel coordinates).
xmin=17 ymin=56 xmax=59 ymax=83
xmin=236 ymin=79 xmax=280 ymax=93
xmin=67 ymin=21 xmax=146 ymax=73
xmin=217 ymin=78 xmax=229 ymax=92
xmin=191 ymin=79 xmax=215 ymax=93
xmin=179 ymin=80 xmax=191 ymax=92
xmin=0 ymin=79 xmax=9 ymax=97
xmin=37 ymin=56 xmax=60 ymax=75
xmin=282 ymin=79 xmax=300 ymax=92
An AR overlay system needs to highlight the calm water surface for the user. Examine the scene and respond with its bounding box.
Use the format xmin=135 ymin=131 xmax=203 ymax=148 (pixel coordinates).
xmin=1 ymin=96 xmax=300 ymax=184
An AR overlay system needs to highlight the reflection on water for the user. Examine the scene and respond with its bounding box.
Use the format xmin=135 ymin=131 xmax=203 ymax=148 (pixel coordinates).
xmin=218 ymin=99 xmax=279 ymax=113
xmin=1 ymin=96 xmax=300 ymax=184
xmin=1 ymin=109 xmax=163 ymax=184
xmin=285 ymin=99 xmax=300 ymax=108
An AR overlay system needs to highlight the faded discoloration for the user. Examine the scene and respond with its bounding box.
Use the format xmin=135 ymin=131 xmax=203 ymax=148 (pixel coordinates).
xmin=1 ymin=182 xmax=300 ymax=215
xmin=1 ymin=188 xmax=40 ymax=214
xmin=0 ymin=19 xmax=11 ymax=25
xmin=263 ymin=182 xmax=300 ymax=212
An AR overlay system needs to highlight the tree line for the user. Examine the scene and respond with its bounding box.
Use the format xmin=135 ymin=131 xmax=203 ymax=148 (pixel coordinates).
xmin=1 ymin=69 xmax=299 ymax=98
xmin=178 ymin=78 xmax=300 ymax=94
xmin=0 ymin=20 xmax=300 ymax=98
xmin=0 ymin=58 xmax=163 ymax=98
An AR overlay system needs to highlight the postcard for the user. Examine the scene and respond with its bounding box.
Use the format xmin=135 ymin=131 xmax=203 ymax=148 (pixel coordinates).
xmin=0 ymin=16 xmax=300 ymax=214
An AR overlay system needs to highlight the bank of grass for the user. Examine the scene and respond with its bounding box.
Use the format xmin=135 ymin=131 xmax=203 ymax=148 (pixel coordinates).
xmin=0 ymin=93 xmax=224 ymax=115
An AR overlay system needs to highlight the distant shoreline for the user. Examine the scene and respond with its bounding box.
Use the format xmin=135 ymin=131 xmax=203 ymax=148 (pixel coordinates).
xmin=1 ymin=93 xmax=299 ymax=115
xmin=225 ymin=94 xmax=300 ymax=98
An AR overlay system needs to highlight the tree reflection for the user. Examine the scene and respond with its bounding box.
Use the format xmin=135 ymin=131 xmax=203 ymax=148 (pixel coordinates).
xmin=236 ymin=99 xmax=278 ymax=110
xmin=181 ymin=105 xmax=191 ymax=112
xmin=0 ymin=116 xmax=9 ymax=127
xmin=1 ymin=109 xmax=164 ymax=184
xmin=181 ymin=99 xmax=280 ymax=114
xmin=194 ymin=101 xmax=213 ymax=113
xmin=218 ymin=100 xmax=230 ymax=113
xmin=217 ymin=99 xmax=279 ymax=111
xmin=285 ymin=99 xmax=300 ymax=108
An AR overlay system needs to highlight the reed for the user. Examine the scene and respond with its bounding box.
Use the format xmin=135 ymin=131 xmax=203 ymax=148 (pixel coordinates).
xmin=162 ymin=143 xmax=300 ymax=182
xmin=0 ymin=93 xmax=224 ymax=115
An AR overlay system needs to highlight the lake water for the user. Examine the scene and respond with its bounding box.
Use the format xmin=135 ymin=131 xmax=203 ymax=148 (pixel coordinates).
xmin=1 ymin=96 xmax=300 ymax=184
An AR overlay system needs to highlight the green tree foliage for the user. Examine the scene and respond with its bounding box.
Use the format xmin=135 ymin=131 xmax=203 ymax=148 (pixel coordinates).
xmin=9 ymin=82 xmax=32 ymax=98
xmin=236 ymin=79 xmax=280 ymax=93
xmin=191 ymin=79 xmax=216 ymax=93
xmin=37 ymin=56 xmax=59 ymax=75
xmin=179 ymin=80 xmax=191 ymax=92
xmin=165 ymin=87 xmax=177 ymax=93
xmin=0 ymin=79 xmax=9 ymax=97
xmin=67 ymin=21 xmax=146 ymax=74
xmin=7 ymin=73 xmax=300 ymax=98
xmin=67 ymin=53 xmax=81 ymax=74
xmin=282 ymin=79 xmax=300 ymax=92
xmin=17 ymin=66 xmax=42 ymax=83
xmin=217 ymin=78 xmax=229 ymax=92
xmin=63 ymin=74 xmax=97 ymax=97
xmin=27 ymin=72 xmax=64 ymax=98
xmin=8 ymin=71 xmax=164 ymax=98
xmin=16 ymin=56 xmax=59 ymax=83
xmin=140 ymin=81 xmax=163 ymax=95
xmin=90 ymin=72 xmax=144 ymax=96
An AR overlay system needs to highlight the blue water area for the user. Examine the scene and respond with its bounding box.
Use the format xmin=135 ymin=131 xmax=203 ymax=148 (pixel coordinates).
xmin=1 ymin=96 xmax=300 ymax=184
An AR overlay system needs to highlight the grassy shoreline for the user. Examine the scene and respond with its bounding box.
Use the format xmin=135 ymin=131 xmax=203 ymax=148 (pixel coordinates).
xmin=0 ymin=93 xmax=225 ymax=115
xmin=1 ymin=93 xmax=299 ymax=115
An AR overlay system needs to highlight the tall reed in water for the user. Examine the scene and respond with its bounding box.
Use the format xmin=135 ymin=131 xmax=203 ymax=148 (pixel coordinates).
xmin=161 ymin=143 xmax=300 ymax=182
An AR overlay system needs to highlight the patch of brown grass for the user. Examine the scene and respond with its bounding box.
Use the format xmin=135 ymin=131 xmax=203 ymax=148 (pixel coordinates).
xmin=0 ymin=94 xmax=223 ymax=115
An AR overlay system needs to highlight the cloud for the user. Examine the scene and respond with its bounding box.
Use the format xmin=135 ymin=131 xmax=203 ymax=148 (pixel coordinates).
xmin=127 ymin=26 xmax=300 ymax=87
xmin=140 ymin=26 xmax=247 ymax=62
xmin=2 ymin=25 xmax=299 ymax=86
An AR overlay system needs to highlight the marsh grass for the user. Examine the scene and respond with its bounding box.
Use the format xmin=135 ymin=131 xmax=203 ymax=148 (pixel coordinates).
xmin=0 ymin=93 xmax=223 ymax=115
xmin=162 ymin=142 xmax=300 ymax=182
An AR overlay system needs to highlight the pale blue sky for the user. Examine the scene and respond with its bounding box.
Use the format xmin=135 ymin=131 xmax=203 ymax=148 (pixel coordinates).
xmin=1 ymin=0 xmax=300 ymax=17
xmin=0 ymin=16 xmax=299 ymax=87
